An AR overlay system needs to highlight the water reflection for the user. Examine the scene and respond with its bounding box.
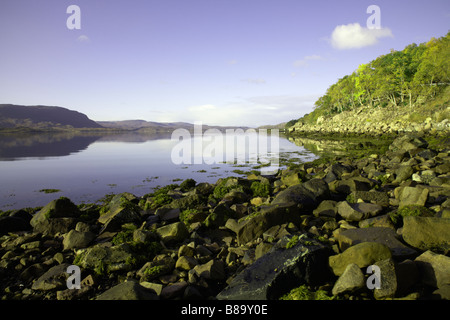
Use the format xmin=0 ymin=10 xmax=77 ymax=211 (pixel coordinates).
xmin=0 ymin=132 xmax=173 ymax=160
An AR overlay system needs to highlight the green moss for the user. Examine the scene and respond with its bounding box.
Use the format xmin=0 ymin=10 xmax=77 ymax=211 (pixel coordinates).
xmin=280 ymin=285 xmax=337 ymax=300
xmin=38 ymin=188 xmax=61 ymax=194
xmin=111 ymin=224 xmax=137 ymax=246
xmin=389 ymin=204 xmax=434 ymax=226
xmin=250 ymin=181 xmax=270 ymax=198
xmin=180 ymin=208 xmax=199 ymax=225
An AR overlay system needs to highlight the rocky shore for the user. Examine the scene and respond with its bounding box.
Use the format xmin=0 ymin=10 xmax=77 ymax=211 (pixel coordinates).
xmin=289 ymin=104 xmax=450 ymax=137
xmin=0 ymin=134 xmax=449 ymax=300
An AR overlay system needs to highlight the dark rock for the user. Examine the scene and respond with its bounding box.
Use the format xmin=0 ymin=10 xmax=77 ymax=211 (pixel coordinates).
xmin=271 ymin=179 xmax=329 ymax=210
xmin=204 ymin=203 xmax=236 ymax=228
xmin=30 ymin=197 xmax=80 ymax=228
xmin=350 ymin=191 xmax=389 ymax=206
xmin=313 ymin=200 xmax=338 ymax=218
xmin=33 ymin=217 xmax=79 ymax=236
xmin=98 ymin=193 xmax=141 ymax=232
xmin=236 ymin=204 xmax=301 ymax=245
xmin=373 ymin=258 xmax=397 ymax=299
xmin=96 ymin=280 xmax=158 ymax=300
xmin=31 ymin=263 xmax=71 ymax=291
xmin=156 ymin=222 xmax=189 ymax=244
xmin=217 ymin=238 xmax=332 ymax=300
xmin=0 ymin=216 xmax=31 ymax=234
xmin=336 ymin=201 xmax=383 ymax=221
xmin=334 ymin=227 xmax=417 ymax=259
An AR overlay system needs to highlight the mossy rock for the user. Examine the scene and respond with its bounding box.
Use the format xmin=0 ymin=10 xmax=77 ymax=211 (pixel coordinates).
xmin=389 ymin=205 xmax=434 ymax=226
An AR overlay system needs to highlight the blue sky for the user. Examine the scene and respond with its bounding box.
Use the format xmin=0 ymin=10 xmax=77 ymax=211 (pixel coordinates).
xmin=0 ymin=0 xmax=448 ymax=127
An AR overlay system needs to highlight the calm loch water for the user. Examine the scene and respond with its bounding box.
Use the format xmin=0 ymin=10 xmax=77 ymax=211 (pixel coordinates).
xmin=0 ymin=131 xmax=317 ymax=210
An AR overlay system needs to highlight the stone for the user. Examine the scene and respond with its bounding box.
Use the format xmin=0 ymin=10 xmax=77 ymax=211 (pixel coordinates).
xmin=160 ymin=281 xmax=188 ymax=299
xmin=236 ymin=204 xmax=301 ymax=245
xmin=331 ymin=263 xmax=365 ymax=296
xmin=33 ymin=218 xmax=79 ymax=236
xmin=389 ymin=135 xmax=428 ymax=152
xmin=156 ymin=222 xmax=189 ymax=244
xmin=335 ymin=227 xmax=417 ymax=258
xmin=176 ymin=256 xmax=198 ymax=271
xmin=140 ymin=282 xmax=163 ymax=295
xmin=204 ymin=203 xmax=236 ymax=228
xmin=62 ymin=229 xmax=95 ymax=250
xmin=76 ymin=243 xmax=134 ymax=274
xmin=98 ymin=193 xmax=141 ymax=231
xmin=414 ymin=250 xmax=450 ymax=289
xmin=155 ymin=207 xmax=180 ymax=222
xmin=337 ymin=201 xmax=383 ymax=222
xmin=96 ymin=280 xmax=158 ymax=300
xmin=373 ymin=258 xmax=397 ymax=299
xmin=217 ymin=238 xmax=333 ymax=300
xmin=255 ymin=242 xmax=273 ymax=260
xmin=313 ymin=200 xmax=338 ymax=218
xmin=398 ymin=187 xmax=429 ymax=208
xmin=0 ymin=216 xmax=31 ymax=235
xmin=331 ymin=177 xmax=373 ymax=194
xmin=350 ymin=191 xmax=389 ymax=206
xmin=31 ymin=263 xmax=71 ymax=291
xmin=30 ymin=197 xmax=80 ymax=229
xmin=358 ymin=215 xmax=395 ymax=229
xmin=281 ymin=171 xmax=302 ymax=187
xmin=393 ymin=165 xmax=414 ymax=183
xmin=329 ymin=242 xmax=392 ymax=276
xmin=271 ymin=178 xmax=329 ymax=210
xmin=395 ymin=259 xmax=420 ymax=296
xmin=402 ymin=216 xmax=450 ymax=252
xmin=193 ymin=259 xmax=225 ymax=280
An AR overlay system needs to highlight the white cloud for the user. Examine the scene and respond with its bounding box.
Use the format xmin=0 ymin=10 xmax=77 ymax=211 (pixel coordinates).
xmin=293 ymin=55 xmax=323 ymax=67
xmin=77 ymin=35 xmax=90 ymax=42
xmin=330 ymin=23 xmax=393 ymax=49
xmin=227 ymin=60 xmax=238 ymax=65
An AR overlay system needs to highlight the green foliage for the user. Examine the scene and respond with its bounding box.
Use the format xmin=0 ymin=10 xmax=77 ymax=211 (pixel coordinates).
xmin=295 ymin=32 xmax=450 ymax=126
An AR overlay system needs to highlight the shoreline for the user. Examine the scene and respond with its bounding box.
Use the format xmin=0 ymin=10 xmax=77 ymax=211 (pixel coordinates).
xmin=0 ymin=132 xmax=449 ymax=301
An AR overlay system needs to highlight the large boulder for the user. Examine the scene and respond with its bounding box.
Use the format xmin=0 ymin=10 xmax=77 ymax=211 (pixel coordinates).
xmin=217 ymin=237 xmax=333 ymax=300
xmin=31 ymin=263 xmax=71 ymax=291
xmin=329 ymin=242 xmax=392 ymax=276
xmin=236 ymin=204 xmax=301 ymax=245
xmin=75 ymin=243 xmax=135 ymax=274
xmin=402 ymin=216 xmax=450 ymax=253
xmin=271 ymin=178 xmax=329 ymax=210
xmin=98 ymin=193 xmax=141 ymax=232
xmin=30 ymin=197 xmax=80 ymax=235
xmin=336 ymin=201 xmax=383 ymax=222
xmin=0 ymin=216 xmax=31 ymax=234
xmin=334 ymin=227 xmax=417 ymax=258
xmin=96 ymin=280 xmax=158 ymax=300
xmin=414 ymin=250 xmax=450 ymax=289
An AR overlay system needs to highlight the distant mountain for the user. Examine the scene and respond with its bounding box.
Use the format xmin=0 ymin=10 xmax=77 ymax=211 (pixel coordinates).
xmin=98 ymin=120 xmax=250 ymax=132
xmin=0 ymin=104 xmax=103 ymax=129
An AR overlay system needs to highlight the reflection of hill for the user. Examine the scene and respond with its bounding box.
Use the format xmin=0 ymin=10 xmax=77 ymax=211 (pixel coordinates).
xmin=0 ymin=132 xmax=175 ymax=160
